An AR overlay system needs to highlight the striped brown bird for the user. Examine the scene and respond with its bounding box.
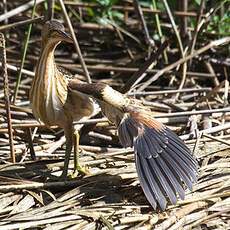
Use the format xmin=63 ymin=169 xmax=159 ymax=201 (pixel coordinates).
xmin=30 ymin=20 xmax=95 ymax=178
xmin=68 ymin=82 xmax=198 ymax=210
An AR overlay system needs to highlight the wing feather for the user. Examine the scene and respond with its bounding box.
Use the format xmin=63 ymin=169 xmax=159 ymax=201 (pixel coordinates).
xmin=118 ymin=115 xmax=198 ymax=210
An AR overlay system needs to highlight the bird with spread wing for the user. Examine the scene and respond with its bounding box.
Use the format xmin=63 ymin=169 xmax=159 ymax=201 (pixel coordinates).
xmin=30 ymin=20 xmax=198 ymax=210
xmin=68 ymin=81 xmax=198 ymax=210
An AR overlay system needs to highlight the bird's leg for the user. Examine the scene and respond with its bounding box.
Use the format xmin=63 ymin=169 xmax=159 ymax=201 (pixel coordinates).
xmin=71 ymin=130 xmax=90 ymax=177
xmin=61 ymin=124 xmax=73 ymax=179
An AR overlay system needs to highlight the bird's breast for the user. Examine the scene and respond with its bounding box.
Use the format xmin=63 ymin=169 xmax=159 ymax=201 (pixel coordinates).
xmin=30 ymin=50 xmax=68 ymax=127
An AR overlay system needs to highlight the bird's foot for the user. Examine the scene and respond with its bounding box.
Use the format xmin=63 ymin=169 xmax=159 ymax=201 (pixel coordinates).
xmin=68 ymin=164 xmax=90 ymax=179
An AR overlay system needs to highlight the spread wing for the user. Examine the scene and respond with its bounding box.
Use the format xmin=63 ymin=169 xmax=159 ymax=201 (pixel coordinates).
xmin=67 ymin=82 xmax=198 ymax=210
xmin=118 ymin=110 xmax=198 ymax=210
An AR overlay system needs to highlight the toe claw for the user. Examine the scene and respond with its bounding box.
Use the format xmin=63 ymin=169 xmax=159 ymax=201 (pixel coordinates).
xmin=76 ymin=164 xmax=90 ymax=176
xmin=67 ymin=164 xmax=90 ymax=179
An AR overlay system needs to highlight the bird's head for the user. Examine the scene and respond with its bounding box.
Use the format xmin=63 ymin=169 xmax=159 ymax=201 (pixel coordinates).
xmin=41 ymin=20 xmax=73 ymax=45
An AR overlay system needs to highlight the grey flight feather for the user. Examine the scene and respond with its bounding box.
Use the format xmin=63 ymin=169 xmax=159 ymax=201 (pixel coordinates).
xmin=118 ymin=116 xmax=198 ymax=210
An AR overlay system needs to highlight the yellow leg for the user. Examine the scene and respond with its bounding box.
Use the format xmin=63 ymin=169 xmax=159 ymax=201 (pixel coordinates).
xmin=72 ymin=130 xmax=89 ymax=177
xmin=61 ymin=125 xmax=73 ymax=179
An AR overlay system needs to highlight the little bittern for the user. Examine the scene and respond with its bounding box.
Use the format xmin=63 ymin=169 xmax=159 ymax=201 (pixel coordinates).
xmin=30 ymin=20 xmax=95 ymax=178
xmin=68 ymin=82 xmax=198 ymax=210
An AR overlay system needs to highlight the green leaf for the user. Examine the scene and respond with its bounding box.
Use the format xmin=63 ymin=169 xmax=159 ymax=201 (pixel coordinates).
xmin=194 ymin=0 xmax=201 ymax=5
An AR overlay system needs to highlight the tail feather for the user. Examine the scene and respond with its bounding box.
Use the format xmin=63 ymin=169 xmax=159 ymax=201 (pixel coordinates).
xmin=118 ymin=115 xmax=198 ymax=210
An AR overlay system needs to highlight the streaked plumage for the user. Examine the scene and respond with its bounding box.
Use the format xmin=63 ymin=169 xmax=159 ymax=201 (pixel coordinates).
xmin=30 ymin=20 xmax=95 ymax=177
xmin=68 ymin=82 xmax=198 ymax=210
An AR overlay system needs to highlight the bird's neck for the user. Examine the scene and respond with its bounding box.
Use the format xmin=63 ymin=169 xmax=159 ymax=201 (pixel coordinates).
xmin=68 ymin=82 xmax=129 ymax=110
xmin=37 ymin=41 xmax=60 ymax=77
xmin=102 ymin=85 xmax=129 ymax=109
xmin=30 ymin=40 xmax=67 ymax=125
xmin=32 ymin=40 xmax=61 ymax=94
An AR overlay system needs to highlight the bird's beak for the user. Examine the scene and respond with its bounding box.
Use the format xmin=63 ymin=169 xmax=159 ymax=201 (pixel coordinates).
xmin=57 ymin=30 xmax=73 ymax=43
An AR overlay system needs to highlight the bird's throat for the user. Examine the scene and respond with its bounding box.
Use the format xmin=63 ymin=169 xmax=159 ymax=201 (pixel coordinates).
xmin=30 ymin=41 xmax=66 ymax=126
